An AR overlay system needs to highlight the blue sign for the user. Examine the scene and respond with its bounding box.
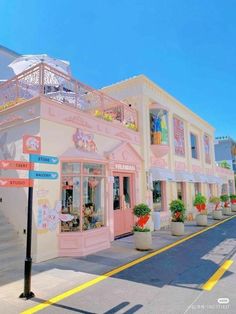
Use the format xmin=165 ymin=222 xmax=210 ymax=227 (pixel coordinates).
xmin=30 ymin=154 xmax=59 ymax=165
xmin=29 ymin=170 xmax=58 ymax=180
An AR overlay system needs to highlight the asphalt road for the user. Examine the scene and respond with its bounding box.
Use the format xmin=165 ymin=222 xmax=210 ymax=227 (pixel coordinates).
xmin=32 ymin=218 xmax=236 ymax=314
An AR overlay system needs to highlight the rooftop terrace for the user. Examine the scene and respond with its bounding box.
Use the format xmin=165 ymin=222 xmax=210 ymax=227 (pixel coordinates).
xmin=0 ymin=63 xmax=138 ymax=131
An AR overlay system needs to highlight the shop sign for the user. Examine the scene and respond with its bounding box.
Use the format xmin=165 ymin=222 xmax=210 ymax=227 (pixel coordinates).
xmin=0 ymin=178 xmax=33 ymax=187
xmin=30 ymin=154 xmax=59 ymax=164
xmin=29 ymin=170 xmax=58 ymax=180
xmin=23 ymin=135 xmax=41 ymax=154
xmin=115 ymin=163 xmax=135 ymax=171
xmin=73 ymin=129 xmax=97 ymax=152
xmin=0 ymin=160 xmax=32 ymax=170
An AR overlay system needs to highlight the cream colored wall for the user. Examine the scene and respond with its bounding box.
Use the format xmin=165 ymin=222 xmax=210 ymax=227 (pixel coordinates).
xmin=101 ymin=75 xmax=219 ymax=216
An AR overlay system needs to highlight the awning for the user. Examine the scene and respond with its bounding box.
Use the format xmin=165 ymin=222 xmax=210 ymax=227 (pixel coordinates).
xmin=206 ymin=175 xmax=223 ymax=184
xmin=193 ymin=173 xmax=208 ymax=183
xmin=150 ymin=167 xmax=175 ymax=181
xmin=175 ymin=171 xmax=195 ymax=182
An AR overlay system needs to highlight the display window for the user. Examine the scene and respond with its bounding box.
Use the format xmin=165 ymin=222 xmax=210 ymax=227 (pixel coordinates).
xmin=61 ymin=162 xmax=105 ymax=232
xmin=152 ymin=180 xmax=163 ymax=211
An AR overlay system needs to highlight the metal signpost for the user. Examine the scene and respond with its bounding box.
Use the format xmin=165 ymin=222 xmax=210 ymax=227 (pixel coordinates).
xmin=1 ymin=135 xmax=59 ymax=299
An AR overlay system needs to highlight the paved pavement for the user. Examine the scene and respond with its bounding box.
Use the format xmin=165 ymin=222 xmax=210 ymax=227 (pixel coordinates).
xmin=0 ymin=214 xmax=235 ymax=314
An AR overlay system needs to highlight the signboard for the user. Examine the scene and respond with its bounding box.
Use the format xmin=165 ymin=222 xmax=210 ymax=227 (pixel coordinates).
xmin=204 ymin=134 xmax=211 ymax=164
xmin=115 ymin=164 xmax=135 ymax=171
xmin=0 ymin=178 xmax=33 ymax=188
xmin=29 ymin=170 xmax=58 ymax=180
xmin=23 ymin=135 xmax=41 ymax=154
xmin=0 ymin=160 xmax=32 ymax=170
xmin=173 ymin=117 xmax=185 ymax=156
xmin=30 ymin=154 xmax=59 ymax=165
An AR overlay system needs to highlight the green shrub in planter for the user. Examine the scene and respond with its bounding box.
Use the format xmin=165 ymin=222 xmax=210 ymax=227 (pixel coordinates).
xmin=133 ymin=203 xmax=151 ymax=232
xmin=193 ymin=193 xmax=207 ymax=213
xmin=209 ymin=196 xmax=221 ymax=210
xmin=220 ymin=194 xmax=230 ymax=208
xmin=169 ymin=199 xmax=186 ymax=222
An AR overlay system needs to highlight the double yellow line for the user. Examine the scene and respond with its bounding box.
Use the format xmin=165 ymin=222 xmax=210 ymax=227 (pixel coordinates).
xmin=21 ymin=215 xmax=236 ymax=314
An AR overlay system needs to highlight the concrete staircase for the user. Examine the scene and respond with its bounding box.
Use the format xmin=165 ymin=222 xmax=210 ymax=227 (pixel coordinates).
xmin=0 ymin=209 xmax=25 ymax=285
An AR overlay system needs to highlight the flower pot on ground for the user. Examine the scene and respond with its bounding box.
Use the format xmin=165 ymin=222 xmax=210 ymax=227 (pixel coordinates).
xmin=194 ymin=194 xmax=208 ymax=226
xmin=133 ymin=203 xmax=152 ymax=250
xmin=209 ymin=196 xmax=222 ymax=220
xmin=230 ymin=194 xmax=236 ymax=212
xmin=220 ymin=194 xmax=232 ymax=216
xmin=169 ymin=199 xmax=186 ymax=236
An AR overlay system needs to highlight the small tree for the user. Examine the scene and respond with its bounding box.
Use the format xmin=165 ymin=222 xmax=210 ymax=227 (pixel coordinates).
xmin=209 ymin=196 xmax=221 ymax=210
xmin=169 ymin=199 xmax=186 ymax=223
xmin=220 ymin=194 xmax=230 ymax=207
xmin=133 ymin=203 xmax=151 ymax=232
xmin=193 ymin=193 xmax=207 ymax=213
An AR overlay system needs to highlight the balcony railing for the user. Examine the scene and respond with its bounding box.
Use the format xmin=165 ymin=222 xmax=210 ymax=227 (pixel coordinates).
xmin=0 ymin=63 xmax=138 ymax=131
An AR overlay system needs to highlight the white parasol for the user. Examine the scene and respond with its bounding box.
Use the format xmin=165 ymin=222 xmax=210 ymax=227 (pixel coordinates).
xmin=8 ymin=54 xmax=71 ymax=75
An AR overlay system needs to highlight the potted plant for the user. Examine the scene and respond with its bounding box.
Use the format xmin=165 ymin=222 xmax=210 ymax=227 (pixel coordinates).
xmin=209 ymin=196 xmax=222 ymax=220
xmin=230 ymin=194 xmax=236 ymax=212
xmin=220 ymin=194 xmax=231 ymax=215
xmin=193 ymin=193 xmax=208 ymax=226
xmin=169 ymin=199 xmax=186 ymax=236
xmin=133 ymin=203 xmax=152 ymax=250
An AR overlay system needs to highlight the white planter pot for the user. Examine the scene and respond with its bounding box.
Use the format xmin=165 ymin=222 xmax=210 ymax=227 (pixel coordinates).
xmin=171 ymin=222 xmax=185 ymax=236
xmin=231 ymin=204 xmax=236 ymax=212
xmin=222 ymin=207 xmax=231 ymax=216
xmin=196 ymin=214 xmax=208 ymax=226
xmin=212 ymin=210 xmax=223 ymax=220
xmin=134 ymin=231 xmax=152 ymax=250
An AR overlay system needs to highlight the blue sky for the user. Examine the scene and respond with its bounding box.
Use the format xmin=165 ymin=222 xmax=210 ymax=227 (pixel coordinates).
xmin=0 ymin=0 xmax=236 ymax=138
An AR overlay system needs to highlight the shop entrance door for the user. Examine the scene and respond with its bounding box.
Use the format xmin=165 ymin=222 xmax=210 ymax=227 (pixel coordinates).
xmin=113 ymin=173 xmax=134 ymax=238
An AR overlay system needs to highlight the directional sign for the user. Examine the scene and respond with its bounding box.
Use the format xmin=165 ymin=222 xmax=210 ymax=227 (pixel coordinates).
xmin=29 ymin=170 xmax=58 ymax=180
xmin=29 ymin=154 xmax=59 ymax=165
xmin=0 ymin=178 xmax=33 ymax=188
xmin=0 ymin=160 xmax=33 ymax=170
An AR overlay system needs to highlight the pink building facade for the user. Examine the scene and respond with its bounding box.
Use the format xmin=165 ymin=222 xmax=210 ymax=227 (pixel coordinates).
xmin=0 ymin=64 xmax=234 ymax=262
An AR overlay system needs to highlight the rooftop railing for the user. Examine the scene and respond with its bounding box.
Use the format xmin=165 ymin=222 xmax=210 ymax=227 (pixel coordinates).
xmin=0 ymin=63 xmax=138 ymax=131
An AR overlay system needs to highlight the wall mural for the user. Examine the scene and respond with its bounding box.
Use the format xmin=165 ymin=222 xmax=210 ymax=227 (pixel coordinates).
xmin=73 ymin=129 xmax=97 ymax=152
xmin=204 ymin=134 xmax=211 ymax=164
xmin=150 ymin=110 xmax=168 ymax=145
xmin=173 ymin=117 xmax=185 ymax=156
xmin=0 ymin=132 xmax=16 ymax=176
xmin=37 ymin=200 xmax=74 ymax=233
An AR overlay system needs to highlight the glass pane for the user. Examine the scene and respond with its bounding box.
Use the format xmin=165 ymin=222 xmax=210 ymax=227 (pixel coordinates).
xmin=83 ymin=163 xmax=104 ymax=176
xmin=123 ymin=176 xmax=131 ymax=208
xmin=82 ymin=176 xmax=105 ymax=230
xmin=194 ymin=183 xmax=200 ymax=195
xmin=191 ymin=134 xmax=198 ymax=159
xmin=153 ymin=180 xmax=162 ymax=211
xmin=62 ymin=162 xmax=80 ymax=174
xmin=177 ymin=182 xmax=182 ymax=200
xmin=61 ymin=176 xmax=80 ymax=232
xmin=113 ymin=176 xmax=120 ymax=210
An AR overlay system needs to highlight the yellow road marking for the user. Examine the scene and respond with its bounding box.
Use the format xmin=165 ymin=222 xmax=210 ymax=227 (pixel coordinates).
xmin=21 ymin=215 xmax=236 ymax=314
xmin=202 ymin=260 xmax=233 ymax=291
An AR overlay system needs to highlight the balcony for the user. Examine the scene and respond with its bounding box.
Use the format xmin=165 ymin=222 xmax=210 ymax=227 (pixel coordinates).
xmin=0 ymin=63 xmax=138 ymax=131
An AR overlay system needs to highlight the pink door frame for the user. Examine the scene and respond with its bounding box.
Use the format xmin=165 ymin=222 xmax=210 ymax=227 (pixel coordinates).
xmin=113 ymin=172 xmax=135 ymax=237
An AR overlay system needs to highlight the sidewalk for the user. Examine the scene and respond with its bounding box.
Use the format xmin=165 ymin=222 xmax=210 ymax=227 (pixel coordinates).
xmin=0 ymin=214 xmax=235 ymax=314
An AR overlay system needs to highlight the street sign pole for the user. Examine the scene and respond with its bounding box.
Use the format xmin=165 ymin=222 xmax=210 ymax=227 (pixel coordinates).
xmin=19 ymin=156 xmax=35 ymax=299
